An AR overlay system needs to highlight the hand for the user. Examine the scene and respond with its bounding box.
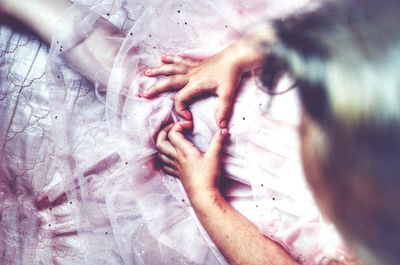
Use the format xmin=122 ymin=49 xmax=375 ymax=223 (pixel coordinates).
xmin=143 ymin=50 xmax=244 ymax=128
xmin=156 ymin=124 xmax=298 ymax=265
xmin=156 ymin=121 xmax=229 ymax=195
xmin=143 ymin=28 xmax=276 ymax=128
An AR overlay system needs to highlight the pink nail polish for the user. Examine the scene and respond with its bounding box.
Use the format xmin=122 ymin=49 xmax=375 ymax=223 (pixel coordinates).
xmin=219 ymin=120 xmax=227 ymax=128
xmin=182 ymin=121 xmax=192 ymax=127
xmin=221 ymin=128 xmax=229 ymax=136
xmin=183 ymin=111 xmax=192 ymax=120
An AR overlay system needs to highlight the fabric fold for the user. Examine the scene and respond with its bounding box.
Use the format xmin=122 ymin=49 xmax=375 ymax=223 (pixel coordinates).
xmin=1 ymin=0 xmax=353 ymax=264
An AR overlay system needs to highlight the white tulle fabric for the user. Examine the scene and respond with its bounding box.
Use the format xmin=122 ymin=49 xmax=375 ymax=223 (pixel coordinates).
xmin=0 ymin=0 xmax=352 ymax=264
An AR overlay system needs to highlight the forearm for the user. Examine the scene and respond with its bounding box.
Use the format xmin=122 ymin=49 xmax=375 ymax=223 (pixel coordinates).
xmin=0 ymin=0 xmax=72 ymax=44
xmin=1 ymin=0 xmax=123 ymax=91
xmin=225 ymin=26 xmax=276 ymax=73
xmin=189 ymin=188 xmax=298 ymax=265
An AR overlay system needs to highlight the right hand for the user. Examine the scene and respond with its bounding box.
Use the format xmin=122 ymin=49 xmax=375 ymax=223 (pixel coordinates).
xmin=156 ymin=121 xmax=228 ymax=195
xmin=143 ymin=49 xmax=244 ymax=128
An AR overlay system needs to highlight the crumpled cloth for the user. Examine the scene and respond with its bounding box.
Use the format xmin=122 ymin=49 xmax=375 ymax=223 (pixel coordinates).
xmin=0 ymin=0 xmax=352 ymax=264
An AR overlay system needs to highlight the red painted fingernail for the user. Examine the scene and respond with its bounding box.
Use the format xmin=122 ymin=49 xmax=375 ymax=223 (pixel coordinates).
xmin=219 ymin=120 xmax=227 ymax=128
xmin=184 ymin=111 xmax=192 ymax=120
xmin=182 ymin=121 xmax=192 ymax=127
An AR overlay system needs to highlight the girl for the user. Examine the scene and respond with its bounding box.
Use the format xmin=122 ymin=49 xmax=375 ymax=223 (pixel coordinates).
xmin=1 ymin=0 xmax=356 ymax=264
xmin=152 ymin=0 xmax=400 ymax=264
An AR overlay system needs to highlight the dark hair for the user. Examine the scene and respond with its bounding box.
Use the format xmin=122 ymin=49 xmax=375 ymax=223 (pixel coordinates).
xmin=262 ymin=0 xmax=400 ymax=264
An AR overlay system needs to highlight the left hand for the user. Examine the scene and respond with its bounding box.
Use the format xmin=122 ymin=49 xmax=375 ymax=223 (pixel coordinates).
xmin=144 ymin=52 xmax=244 ymax=128
xmin=156 ymin=121 xmax=229 ymax=195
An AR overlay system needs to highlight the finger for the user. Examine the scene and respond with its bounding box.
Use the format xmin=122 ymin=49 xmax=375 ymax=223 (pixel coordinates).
xmin=158 ymin=153 xmax=176 ymax=168
xmin=168 ymin=122 xmax=200 ymax=157
xmin=156 ymin=137 xmax=177 ymax=158
xmin=206 ymin=128 xmax=229 ymax=158
xmin=163 ymin=123 xmax=175 ymax=132
xmin=156 ymin=124 xmax=177 ymax=157
xmin=173 ymin=83 xmax=211 ymax=120
xmin=215 ymin=92 xmax=234 ymax=128
xmin=161 ymin=55 xmax=198 ymax=67
xmin=143 ymin=75 xmax=187 ymax=98
xmin=145 ymin=64 xmax=188 ymax=77
xmin=161 ymin=165 xmax=179 ymax=177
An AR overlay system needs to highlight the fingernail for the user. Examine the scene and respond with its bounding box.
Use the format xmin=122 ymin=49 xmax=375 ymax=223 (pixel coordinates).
xmin=145 ymin=69 xmax=152 ymax=75
xmin=219 ymin=120 xmax=227 ymax=128
xmin=221 ymin=128 xmax=229 ymax=136
xmin=184 ymin=111 xmax=192 ymax=120
xmin=161 ymin=54 xmax=167 ymax=59
xmin=182 ymin=121 xmax=193 ymax=127
xmin=143 ymin=90 xmax=149 ymax=97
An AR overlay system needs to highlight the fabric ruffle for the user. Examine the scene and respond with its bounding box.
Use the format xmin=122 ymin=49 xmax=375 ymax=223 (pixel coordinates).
xmin=1 ymin=0 xmax=353 ymax=264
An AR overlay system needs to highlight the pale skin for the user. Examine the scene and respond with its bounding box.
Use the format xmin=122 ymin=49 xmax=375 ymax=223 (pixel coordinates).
xmin=1 ymin=1 xmax=362 ymax=263
xmin=156 ymin=121 xmax=361 ymax=265
xmin=0 ymin=0 xmax=122 ymax=90
xmin=151 ymin=30 xmax=363 ymax=265
xmin=156 ymin=121 xmax=298 ymax=265
xmin=144 ymin=29 xmax=274 ymax=127
xmin=0 ymin=2 xmax=297 ymax=263
xmin=149 ymin=32 xmax=301 ymax=264
xmin=0 ymin=0 xmax=73 ymax=44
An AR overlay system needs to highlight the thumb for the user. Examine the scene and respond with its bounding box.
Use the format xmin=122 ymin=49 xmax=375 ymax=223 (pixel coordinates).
xmin=207 ymin=129 xmax=229 ymax=158
xmin=216 ymin=94 xmax=233 ymax=128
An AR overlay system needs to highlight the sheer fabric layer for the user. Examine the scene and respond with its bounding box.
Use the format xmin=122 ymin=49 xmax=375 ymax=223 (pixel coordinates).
xmin=1 ymin=0 xmax=351 ymax=264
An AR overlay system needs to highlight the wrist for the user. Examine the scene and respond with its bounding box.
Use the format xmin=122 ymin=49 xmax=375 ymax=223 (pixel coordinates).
xmin=229 ymin=27 xmax=276 ymax=73
xmin=187 ymin=187 xmax=222 ymax=207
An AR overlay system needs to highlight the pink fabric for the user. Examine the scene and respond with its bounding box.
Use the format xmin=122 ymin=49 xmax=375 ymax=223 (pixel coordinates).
xmin=0 ymin=0 xmax=352 ymax=264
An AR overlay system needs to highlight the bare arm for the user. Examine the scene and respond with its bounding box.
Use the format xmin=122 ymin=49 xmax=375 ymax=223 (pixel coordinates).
xmin=190 ymin=189 xmax=298 ymax=265
xmin=1 ymin=0 xmax=123 ymax=91
xmin=0 ymin=0 xmax=73 ymax=44
xmin=156 ymin=122 xmax=298 ymax=265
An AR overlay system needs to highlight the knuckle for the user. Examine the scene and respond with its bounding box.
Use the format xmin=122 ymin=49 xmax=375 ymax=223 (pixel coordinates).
xmin=170 ymin=65 xmax=178 ymax=72
xmin=156 ymin=141 xmax=163 ymax=150
xmin=190 ymin=81 xmax=202 ymax=89
xmin=174 ymin=94 xmax=184 ymax=105
xmin=177 ymin=65 xmax=187 ymax=73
